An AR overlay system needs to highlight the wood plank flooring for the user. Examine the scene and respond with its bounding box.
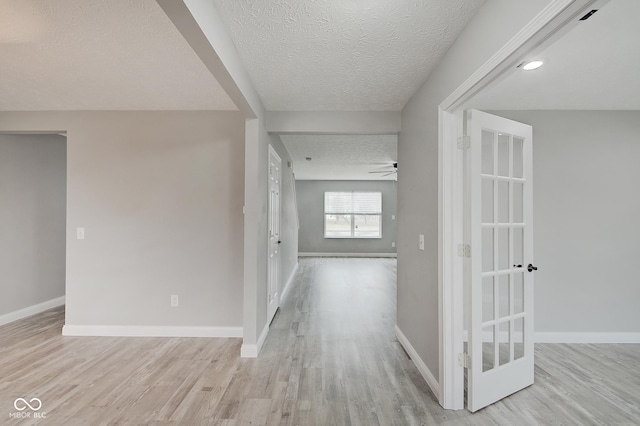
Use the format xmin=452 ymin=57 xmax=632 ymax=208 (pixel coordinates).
xmin=1 ymin=257 xmax=639 ymax=425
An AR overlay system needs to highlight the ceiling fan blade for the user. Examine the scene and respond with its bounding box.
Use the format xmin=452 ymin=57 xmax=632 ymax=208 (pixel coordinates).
xmin=369 ymin=163 xmax=398 ymax=170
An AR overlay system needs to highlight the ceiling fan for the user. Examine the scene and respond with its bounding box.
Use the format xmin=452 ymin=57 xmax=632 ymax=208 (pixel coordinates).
xmin=368 ymin=162 xmax=397 ymax=177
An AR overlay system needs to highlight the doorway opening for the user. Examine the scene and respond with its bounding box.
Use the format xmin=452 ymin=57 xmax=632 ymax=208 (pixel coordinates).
xmin=0 ymin=132 xmax=67 ymax=327
xmin=266 ymin=132 xmax=399 ymax=336
xmin=439 ymin=0 xmax=619 ymax=411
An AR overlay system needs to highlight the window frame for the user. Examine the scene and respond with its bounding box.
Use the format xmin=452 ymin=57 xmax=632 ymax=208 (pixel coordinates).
xmin=323 ymin=191 xmax=383 ymax=239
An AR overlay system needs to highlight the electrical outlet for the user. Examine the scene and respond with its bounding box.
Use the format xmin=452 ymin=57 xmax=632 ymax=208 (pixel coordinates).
xmin=392 ymin=215 xmax=396 ymax=220
xmin=392 ymin=242 xmax=396 ymax=248
xmin=171 ymin=295 xmax=179 ymax=307
xmin=76 ymin=227 xmax=85 ymax=240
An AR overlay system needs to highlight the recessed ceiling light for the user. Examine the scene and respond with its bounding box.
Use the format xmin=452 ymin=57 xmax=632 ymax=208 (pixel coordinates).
xmin=522 ymin=60 xmax=544 ymax=71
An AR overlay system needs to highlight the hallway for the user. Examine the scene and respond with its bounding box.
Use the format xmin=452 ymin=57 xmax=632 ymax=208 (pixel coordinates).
xmin=258 ymin=257 xmax=434 ymax=424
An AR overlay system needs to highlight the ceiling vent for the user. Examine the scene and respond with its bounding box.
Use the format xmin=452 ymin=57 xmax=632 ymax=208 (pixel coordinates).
xmin=579 ymin=10 xmax=598 ymax=21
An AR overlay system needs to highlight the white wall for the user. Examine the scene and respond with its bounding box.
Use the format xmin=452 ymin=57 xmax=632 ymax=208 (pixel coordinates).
xmin=158 ymin=0 xmax=272 ymax=352
xmin=296 ymin=180 xmax=397 ymax=255
xmin=0 ymin=134 xmax=66 ymax=317
xmin=398 ymin=0 xmax=551 ymax=383
xmin=0 ymin=111 xmax=245 ymax=331
xmin=242 ymin=120 xmax=271 ymax=352
xmin=266 ymin=111 xmax=401 ymax=134
xmin=256 ymin=125 xmax=270 ymax=336
xmin=487 ymin=110 xmax=640 ymax=334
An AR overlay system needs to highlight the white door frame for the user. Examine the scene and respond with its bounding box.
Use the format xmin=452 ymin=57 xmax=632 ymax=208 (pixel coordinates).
xmin=437 ymin=0 xmax=610 ymax=409
xmin=267 ymin=144 xmax=282 ymax=325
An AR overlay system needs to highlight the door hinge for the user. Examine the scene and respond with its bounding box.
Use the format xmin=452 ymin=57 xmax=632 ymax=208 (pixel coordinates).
xmin=458 ymin=352 xmax=471 ymax=369
xmin=457 ymin=136 xmax=470 ymax=150
xmin=457 ymin=244 xmax=471 ymax=258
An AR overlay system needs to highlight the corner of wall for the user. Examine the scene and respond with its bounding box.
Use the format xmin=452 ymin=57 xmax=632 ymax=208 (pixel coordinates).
xmin=241 ymin=322 xmax=269 ymax=358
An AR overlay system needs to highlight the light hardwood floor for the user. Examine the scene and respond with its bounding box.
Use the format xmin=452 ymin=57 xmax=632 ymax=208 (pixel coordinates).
xmin=1 ymin=258 xmax=639 ymax=425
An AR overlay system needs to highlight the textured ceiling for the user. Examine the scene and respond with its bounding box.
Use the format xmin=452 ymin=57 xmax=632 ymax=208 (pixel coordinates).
xmin=471 ymin=0 xmax=640 ymax=110
xmin=281 ymin=134 xmax=397 ymax=180
xmin=0 ymin=0 xmax=237 ymax=111
xmin=212 ymin=0 xmax=486 ymax=111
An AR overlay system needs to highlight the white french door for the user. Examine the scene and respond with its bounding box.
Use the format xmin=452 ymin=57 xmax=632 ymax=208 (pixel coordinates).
xmin=467 ymin=110 xmax=536 ymax=412
xmin=267 ymin=145 xmax=282 ymax=325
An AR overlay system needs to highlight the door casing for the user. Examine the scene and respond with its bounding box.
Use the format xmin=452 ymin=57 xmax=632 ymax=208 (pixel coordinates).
xmin=437 ymin=0 xmax=610 ymax=410
xmin=267 ymin=145 xmax=282 ymax=325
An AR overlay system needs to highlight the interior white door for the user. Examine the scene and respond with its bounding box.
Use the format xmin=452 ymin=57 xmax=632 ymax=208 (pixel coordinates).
xmin=467 ymin=110 xmax=535 ymax=412
xmin=267 ymin=145 xmax=282 ymax=325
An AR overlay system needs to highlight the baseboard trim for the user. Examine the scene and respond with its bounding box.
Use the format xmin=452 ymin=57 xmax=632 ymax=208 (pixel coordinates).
xmin=298 ymin=252 xmax=397 ymax=258
xmin=241 ymin=322 xmax=270 ymax=358
xmin=62 ymin=324 xmax=242 ymax=338
xmin=240 ymin=344 xmax=256 ymax=358
xmin=395 ymin=325 xmax=441 ymax=402
xmin=462 ymin=330 xmax=640 ymax=344
xmin=280 ymin=262 xmax=299 ymax=304
xmin=0 ymin=296 xmax=65 ymax=327
xmin=535 ymin=332 xmax=640 ymax=344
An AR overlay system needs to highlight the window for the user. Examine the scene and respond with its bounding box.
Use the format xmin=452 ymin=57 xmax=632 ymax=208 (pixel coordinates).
xmin=324 ymin=191 xmax=382 ymax=238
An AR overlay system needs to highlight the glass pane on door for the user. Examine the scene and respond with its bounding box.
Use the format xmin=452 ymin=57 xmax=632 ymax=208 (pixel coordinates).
xmin=482 ymin=325 xmax=495 ymax=372
xmin=483 ymin=277 xmax=495 ymax=322
xmin=514 ymin=273 xmax=524 ymax=314
xmin=482 ymin=228 xmax=494 ymax=273
xmin=498 ymin=133 xmax=510 ymax=177
xmin=513 ymin=228 xmax=524 ymax=267
xmin=482 ymin=178 xmax=494 ymax=223
xmin=513 ymin=137 xmax=524 ymax=179
xmin=498 ymin=181 xmax=509 ymax=223
xmin=498 ymin=228 xmax=510 ymax=271
xmin=499 ymin=320 xmax=511 ymax=366
xmin=482 ymin=130 xmax=495 ymax=175
xmin=513 ymin=182 xmax=524 ymax=223
xmin=498 ymin=275 xmax=510 ymax=318
xmin=514 ymin=317 xmax=525 ymax=360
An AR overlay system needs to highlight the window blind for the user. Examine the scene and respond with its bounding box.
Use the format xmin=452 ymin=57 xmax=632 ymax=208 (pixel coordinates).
xmin=324 ymin=192 xmax=382 ymax=214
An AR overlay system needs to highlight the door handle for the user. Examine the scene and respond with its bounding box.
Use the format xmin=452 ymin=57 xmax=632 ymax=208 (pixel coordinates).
xmin=513 ymin=264 xmax=522 ymax=268
xmin=527 ymin=264 xmax=538 ymax=272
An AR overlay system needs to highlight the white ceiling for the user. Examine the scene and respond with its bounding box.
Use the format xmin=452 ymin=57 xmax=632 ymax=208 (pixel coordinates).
xmin=212 ymin=0 xmax=486 ymax=111
xmin=281 ymin=134 xmax=397 ymax=180
xmin=7 ymin=0 xmax=635 ymax=115
xmin=0 ymin=0 xmax=236 ymax=111
xmin=282 ymin=0 xmax=640 ymax=182
xmin=471 ymin=0 xmax=640 ymax=110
